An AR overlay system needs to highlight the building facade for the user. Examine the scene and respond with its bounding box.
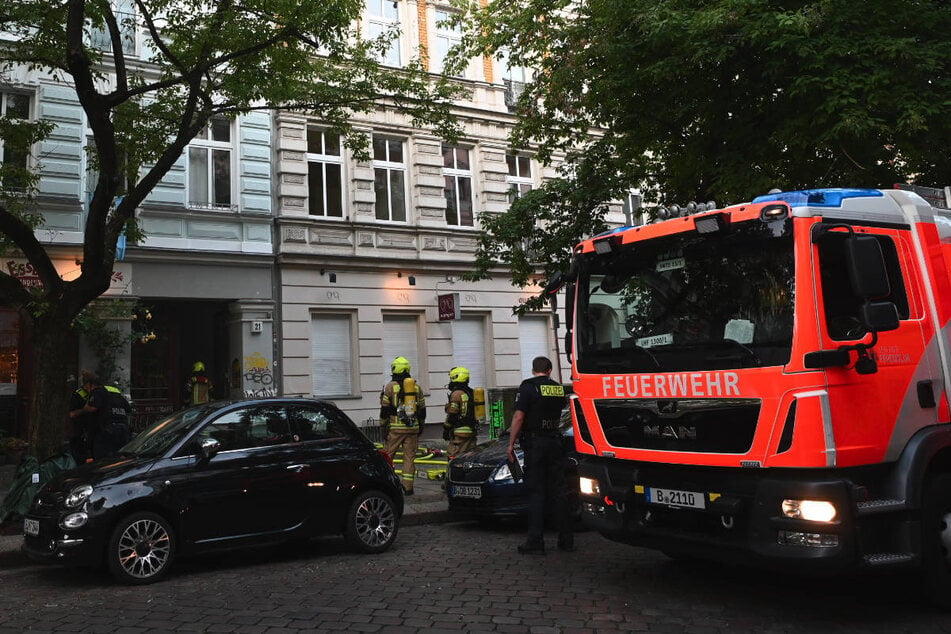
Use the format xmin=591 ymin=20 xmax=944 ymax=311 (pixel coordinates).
xmin=1 ymin=0 xmax=638 ymax=437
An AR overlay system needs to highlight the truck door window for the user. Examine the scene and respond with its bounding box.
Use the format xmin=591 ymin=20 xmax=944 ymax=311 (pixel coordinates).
xmin=817 ymin=233 xmax=909 ymax=341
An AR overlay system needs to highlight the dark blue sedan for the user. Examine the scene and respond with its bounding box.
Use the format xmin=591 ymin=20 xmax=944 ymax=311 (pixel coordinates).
xmin=446 ymin=422 xmax=578 ymax=519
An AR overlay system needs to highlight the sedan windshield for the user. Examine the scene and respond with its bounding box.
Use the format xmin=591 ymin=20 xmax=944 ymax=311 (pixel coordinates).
xmin=121 ymin=404 xmax=220 ymax=457
xmin=575 ymin=217 xmax=795 ymax=373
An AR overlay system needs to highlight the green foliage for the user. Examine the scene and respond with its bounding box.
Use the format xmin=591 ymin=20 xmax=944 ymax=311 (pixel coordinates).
xmin=454 ymin=0 xmax=951 ymax=285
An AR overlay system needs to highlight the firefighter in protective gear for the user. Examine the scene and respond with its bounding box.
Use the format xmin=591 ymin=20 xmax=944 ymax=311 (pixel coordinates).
xmin=184 ymin=360 xmax=213 ymax=405
xmin=380 ymin=356 xmax=427 ymax=495
xmin=444 ymin=366 xmax=478 ymax=458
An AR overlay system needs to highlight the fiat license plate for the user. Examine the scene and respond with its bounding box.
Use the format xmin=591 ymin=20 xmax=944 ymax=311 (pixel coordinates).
xmin=23 ymin=518 xmax=40 ymax=537
xmin=451 ymin=485 xmax=482 ymax=499
xmin=646 ymin=487 xmax=705 ymax=509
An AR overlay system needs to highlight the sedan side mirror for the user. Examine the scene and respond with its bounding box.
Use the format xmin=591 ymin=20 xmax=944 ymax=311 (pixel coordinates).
xmin=199 ymin=437 xmax=220 ymax=461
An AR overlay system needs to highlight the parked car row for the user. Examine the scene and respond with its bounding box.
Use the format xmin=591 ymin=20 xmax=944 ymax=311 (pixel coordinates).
xmin=21 ymin=397 xmax=579 ymax=585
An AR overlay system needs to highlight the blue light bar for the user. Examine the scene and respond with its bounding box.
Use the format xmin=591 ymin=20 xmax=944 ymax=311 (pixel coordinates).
xmin=752 ymin=188 xmax=883 ymax=208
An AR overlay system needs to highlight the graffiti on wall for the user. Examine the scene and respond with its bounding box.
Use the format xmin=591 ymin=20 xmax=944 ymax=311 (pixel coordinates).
xmin=242 ymin=352 xmax=276 ymax=397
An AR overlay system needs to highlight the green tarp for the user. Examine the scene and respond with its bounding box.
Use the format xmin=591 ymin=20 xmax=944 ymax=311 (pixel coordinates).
xmin=0 ymin=453 xmax=76 ymax=523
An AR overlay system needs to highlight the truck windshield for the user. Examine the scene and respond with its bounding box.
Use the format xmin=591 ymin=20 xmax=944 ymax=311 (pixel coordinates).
xmin=575 ymin=218 xmax=794 ymax=373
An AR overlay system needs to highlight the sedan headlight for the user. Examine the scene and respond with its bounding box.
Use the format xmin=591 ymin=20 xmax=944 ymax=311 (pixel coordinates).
xmin=492 ymin=454 xmax=524 ymax=482
xmin=65 ymin=484 xmax=93 ymax=508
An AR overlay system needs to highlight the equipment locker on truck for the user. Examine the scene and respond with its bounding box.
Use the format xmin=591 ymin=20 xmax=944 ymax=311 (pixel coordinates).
xmin=548 ymin=188 xmax=951 ymax=605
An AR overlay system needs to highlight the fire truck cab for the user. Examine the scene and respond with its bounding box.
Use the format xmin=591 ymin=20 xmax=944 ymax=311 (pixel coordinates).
xmin=557 ymin=188 xmax=951 ymax=603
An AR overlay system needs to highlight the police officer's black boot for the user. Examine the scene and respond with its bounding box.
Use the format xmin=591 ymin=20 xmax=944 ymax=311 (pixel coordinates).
xmin=517 ymin=540 xmax=546 ymax=555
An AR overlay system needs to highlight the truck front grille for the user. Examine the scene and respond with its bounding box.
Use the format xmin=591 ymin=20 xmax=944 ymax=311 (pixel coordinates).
xmin=593 ymin=398 xmax=760 ymax=454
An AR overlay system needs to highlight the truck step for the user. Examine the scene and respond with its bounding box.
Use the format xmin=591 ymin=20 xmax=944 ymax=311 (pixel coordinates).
xmin=864 ymin=552 xmax=916 ymax=566
xmin=855 ymin=499 xmax=908 ymax=515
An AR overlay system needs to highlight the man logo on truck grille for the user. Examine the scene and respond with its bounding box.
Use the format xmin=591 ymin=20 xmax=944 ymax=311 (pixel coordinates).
xmin=643 ymin=424 xmax=698 ymax=441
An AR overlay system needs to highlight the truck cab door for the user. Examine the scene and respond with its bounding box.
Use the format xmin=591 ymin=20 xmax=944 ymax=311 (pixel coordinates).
xmin=814 ymin=228 xmax=943 ymax=465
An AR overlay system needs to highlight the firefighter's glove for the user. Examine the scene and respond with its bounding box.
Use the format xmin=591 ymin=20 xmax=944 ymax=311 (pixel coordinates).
xmin=442 ymin=422 xmax=453 ymax=442
xmin=380 ymin=405 xmax=396 ymax=419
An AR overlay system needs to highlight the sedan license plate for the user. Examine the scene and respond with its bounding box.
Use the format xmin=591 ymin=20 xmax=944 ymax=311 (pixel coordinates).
xmin=646 ymin=487 xmax=705 ymax=509
xmin=23 ymin=518 xmax=40 ymax=537
xmin=451 ymin=485 xmax=482 ymax=499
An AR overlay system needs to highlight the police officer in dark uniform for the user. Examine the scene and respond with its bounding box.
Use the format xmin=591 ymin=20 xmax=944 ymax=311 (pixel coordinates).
xmin=506 ymin=356 xmax=573 ymax=554
xmin=67 ymin=369 xmax=95 ymax=463
xmin=80 ymin=372 xmax=132 ymax=460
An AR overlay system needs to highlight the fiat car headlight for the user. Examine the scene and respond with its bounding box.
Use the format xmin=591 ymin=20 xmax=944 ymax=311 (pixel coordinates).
xmin=65 ymin=484 xmax=93 ymax=508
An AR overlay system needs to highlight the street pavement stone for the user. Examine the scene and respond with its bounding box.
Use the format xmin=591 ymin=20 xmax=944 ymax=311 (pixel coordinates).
xmin=5 ymin=518 xmax=951 ymax=632
xmin=8 ymin=466 xmax=951 ymax=630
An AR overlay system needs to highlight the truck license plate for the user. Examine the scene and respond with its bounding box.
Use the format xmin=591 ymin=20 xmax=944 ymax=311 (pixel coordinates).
xmin=451 ymin=485 xmax=482 ymax=499
xmin=23 ymin=518 xmax=40 ymax=537
xmin=646 ymin=487 xmax=705 ymax=509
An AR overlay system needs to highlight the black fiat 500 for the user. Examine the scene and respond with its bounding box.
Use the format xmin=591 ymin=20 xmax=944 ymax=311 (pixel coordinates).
xmin=23 ymin=398 xmax=403 ymax=584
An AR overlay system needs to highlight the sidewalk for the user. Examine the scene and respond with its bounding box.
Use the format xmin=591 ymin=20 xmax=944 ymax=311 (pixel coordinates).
xmin=0 ymin=454 xmax=453 ymax=568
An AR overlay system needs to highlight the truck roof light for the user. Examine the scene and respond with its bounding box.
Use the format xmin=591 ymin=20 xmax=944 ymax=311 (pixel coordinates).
xmin=593 ymin=235 xmax=621 ymax=254
xmin=752 ymin=188 xmax=883 ymax=208
xmin=760 ymin=203 xmax=789 ymax=222
xmin=694 ymin=213 xmax=728 ymax=234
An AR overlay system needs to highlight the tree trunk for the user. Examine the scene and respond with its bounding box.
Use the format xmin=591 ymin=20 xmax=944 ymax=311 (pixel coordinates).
xmin=27 ymin=316 xmax=73 ymax=460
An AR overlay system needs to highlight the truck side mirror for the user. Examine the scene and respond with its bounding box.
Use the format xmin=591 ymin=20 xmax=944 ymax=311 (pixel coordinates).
xmin=846 ymin=235 xmax=890 ymax=299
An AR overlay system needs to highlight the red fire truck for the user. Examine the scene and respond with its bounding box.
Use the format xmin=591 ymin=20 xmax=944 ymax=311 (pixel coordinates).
xmin=550 ymin=188 xmax=951 ymax=602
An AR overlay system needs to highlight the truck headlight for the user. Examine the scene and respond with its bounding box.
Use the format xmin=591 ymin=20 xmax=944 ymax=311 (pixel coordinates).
xmin=782 ymin=499 xmax=837 ymax=522
xmin=65 ymin=484 xmax=93 ymax=508
xmin=579 ymin=477 xmax=601 ymax=497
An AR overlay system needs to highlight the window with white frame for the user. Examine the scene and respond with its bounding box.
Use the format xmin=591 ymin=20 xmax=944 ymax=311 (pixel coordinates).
xmin=506 ymin=154 xmax=532 ymax=200
xmin=373 ymin=135 xmax=406 ymax=222
xmin=442 ymin=145 xmax=473 ymax=226
xmin=311 ymin=313 xmax=354 ymax=397
xmin=88 ymin=0 xmax=137 ymax=56
xmin=431 ymin=9 xmax=463 ymax=75
xmin=188 ymin=115 xmax=234 ymax=211
xmin=307 ymin=128 xmax=344 ymax=218
xmin=0 ymin=92 xmax=32 ymax=191
xmin=622 ymin=190 xmax=644 ymax=226
xmin=366 ymin=0 xmax=402 ymax=67
xmin=500 ymin=50 xmax=531 ymax=111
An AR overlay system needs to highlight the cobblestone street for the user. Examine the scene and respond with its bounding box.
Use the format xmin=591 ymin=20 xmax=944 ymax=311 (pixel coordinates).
xmin=3 ymin=520 xmax=951 ymax=633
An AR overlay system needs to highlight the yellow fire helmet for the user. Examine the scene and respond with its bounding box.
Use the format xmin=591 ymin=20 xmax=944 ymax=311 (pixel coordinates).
xmin=449 ymin=366 xmax=470 ymax=383
xmin=192 ymin=361 xmax=206 ymax=373
xmin=391 ymin=356 xmax=411 ymax=375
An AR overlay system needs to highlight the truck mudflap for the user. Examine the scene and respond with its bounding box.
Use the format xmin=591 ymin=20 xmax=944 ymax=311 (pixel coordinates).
xmin=578 ymin=458 xmax=910 ymax=572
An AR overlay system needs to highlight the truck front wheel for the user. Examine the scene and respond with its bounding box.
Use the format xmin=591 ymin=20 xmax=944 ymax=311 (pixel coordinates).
xmin=922 ymin=474 xmax=951 ymax=607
